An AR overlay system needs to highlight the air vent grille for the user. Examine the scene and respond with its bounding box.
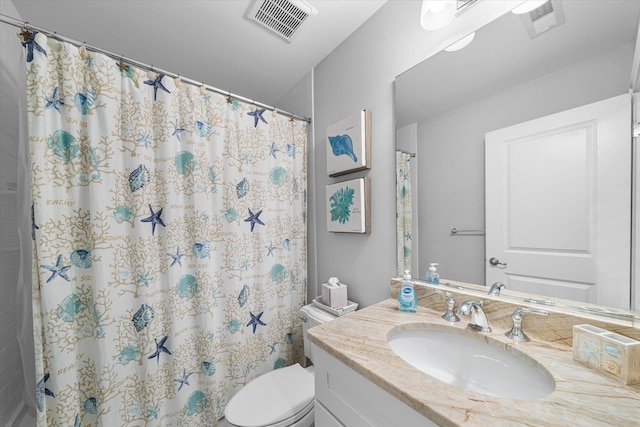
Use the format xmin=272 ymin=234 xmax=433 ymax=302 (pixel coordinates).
xmin=528 ymin=1 xmax=554 ymax=22
xmin=521 ymin=0 xmax=565 ymax=39
xmin=247 ymin=0 xmax=312 ymax=42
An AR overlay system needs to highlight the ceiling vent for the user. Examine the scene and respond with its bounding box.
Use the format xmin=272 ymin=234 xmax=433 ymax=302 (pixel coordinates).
xmin=521 ymin=0 xmax=565 ymax=39
xmin=246 ymin=0 xmax=317 ymax=42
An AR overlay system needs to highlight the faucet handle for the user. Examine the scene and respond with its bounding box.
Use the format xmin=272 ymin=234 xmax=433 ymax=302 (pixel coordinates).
xmin=505 ymin=307 xmax=548 ymax=342
xmin=441 ymin=292 xmax=460 ymax=322
xmin=431 ymin=289 xmax=460 ymax=322
xmin=518 ymin=307 xmax=549 ymax=316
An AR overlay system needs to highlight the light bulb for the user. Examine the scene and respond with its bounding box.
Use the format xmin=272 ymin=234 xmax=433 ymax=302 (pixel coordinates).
xmin=421 ymin=0 xmax=456 ymax=31
xmin=428 ymin=1 xmax=447 ymax=14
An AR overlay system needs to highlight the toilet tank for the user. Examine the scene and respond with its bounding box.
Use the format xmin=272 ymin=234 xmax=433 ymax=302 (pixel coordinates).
xmin=300 ymin=304 xmax=337 ymax=363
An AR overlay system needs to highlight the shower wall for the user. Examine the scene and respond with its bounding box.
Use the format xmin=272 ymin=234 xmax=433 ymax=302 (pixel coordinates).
xmin=0 ymin=1 xmax=28 ymax=425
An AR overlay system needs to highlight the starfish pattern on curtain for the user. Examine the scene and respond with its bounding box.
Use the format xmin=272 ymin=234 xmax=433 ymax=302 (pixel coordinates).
xmin=24 ymin=31 xmax=308 ymax=426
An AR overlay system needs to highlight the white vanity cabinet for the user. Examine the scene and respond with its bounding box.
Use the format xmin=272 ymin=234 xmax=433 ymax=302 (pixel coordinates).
xmin=312 ymin=344 xmax=438 ymax=427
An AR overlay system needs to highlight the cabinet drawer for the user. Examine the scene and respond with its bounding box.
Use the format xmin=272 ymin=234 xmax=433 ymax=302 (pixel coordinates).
xmin=314 ymin=400 xmax=344 ymax=427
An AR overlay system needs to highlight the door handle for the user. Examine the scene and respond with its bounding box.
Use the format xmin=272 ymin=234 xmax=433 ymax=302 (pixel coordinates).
xmin=489 ymin=257 xmax=507 ymax=267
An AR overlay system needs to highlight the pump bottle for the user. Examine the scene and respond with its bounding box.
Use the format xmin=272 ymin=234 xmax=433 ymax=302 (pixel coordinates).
xmin=398 ymin=270 xmax=417 ymax=312
xmin=426 ymin=263 xmax=440 ymax=284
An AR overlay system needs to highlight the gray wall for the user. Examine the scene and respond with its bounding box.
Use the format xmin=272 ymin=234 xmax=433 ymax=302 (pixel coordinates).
xmin=416 ymin=43 xmax=633 ymax=285
xmin=310 ymin=1 xmax=513 ymax=307
xmin=0 ymin=0 xmax=28 ymax=422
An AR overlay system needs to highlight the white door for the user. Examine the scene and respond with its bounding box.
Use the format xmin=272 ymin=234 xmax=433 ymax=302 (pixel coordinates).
xmin=485 ymin=94 xmax=631 ymax=309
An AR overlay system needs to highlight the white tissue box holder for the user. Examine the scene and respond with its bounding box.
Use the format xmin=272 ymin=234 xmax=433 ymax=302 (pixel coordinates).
xmin=321 ymin=282 xmax=348 ymax=309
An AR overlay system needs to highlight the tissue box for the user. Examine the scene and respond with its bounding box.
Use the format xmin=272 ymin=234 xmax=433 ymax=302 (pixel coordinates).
xmin=322 ymin=282 xmax=348 ymax=309
xmin=573 ymin=324 xmax=640 ymax=385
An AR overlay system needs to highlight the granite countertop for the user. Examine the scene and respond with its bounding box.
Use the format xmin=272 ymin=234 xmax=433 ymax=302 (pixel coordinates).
xmin=307 ymin=298 xmax=640 ymax=426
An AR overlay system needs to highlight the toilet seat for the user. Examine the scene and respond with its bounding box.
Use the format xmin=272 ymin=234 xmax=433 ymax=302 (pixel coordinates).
xmin=225 ymin=363 xmax=314 ymax=427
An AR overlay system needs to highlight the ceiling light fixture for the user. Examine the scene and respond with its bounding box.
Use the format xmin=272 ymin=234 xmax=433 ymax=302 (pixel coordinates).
xmin=420 ymin=0 xmax=457 ymax=31
xmin=511 ymin=0 xmax=549 ymax=15
xmin=444 ymin=31 xmax=476 ymax=52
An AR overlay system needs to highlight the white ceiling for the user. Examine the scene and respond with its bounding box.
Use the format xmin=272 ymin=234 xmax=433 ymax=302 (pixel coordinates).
xmin=10 ymin=0 xmax=387 ymax=107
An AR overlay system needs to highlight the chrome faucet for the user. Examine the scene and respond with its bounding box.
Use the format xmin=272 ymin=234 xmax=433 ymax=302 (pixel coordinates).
xmin=456 ymin=300 xmax=491 ymax=332
xmin=505 ymin=307 xmax=548 ymax=342
xmin=488 ymin=282 xmax=506 ymax=296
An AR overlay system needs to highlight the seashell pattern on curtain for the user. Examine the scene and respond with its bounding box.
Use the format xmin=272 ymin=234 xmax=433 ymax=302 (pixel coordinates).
xmin=24 ymin=31 xmax=307 ymax=426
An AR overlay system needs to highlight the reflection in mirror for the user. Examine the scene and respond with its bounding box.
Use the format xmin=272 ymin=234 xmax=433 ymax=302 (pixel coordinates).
xmin=395 ymin=0 xmax=640 ymax=313
xmin=396 ymin=149 xmax=416 ymax=275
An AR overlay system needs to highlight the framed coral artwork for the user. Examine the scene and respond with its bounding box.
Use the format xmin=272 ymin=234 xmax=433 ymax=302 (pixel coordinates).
xmin=326 ymin=177 xmax=370 ymax=234
xmin=326 ymin=109 xmax=371 ymax=177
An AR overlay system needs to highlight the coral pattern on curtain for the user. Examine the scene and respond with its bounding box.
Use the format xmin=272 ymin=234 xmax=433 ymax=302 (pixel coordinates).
xmin=24 ymin=32 xmax=307 ymax=426
xmin=396 ymin=151 xmax=412 ymax=276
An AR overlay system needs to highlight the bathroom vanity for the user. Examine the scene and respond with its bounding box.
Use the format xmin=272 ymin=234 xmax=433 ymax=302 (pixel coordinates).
xmin=307 ymin=280 xmax=640 ymax=426
xmin=313 ymin=345 xmax=433 ymax=427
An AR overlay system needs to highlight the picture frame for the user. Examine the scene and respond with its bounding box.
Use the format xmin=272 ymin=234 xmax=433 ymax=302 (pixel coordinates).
xmin=326 ymin=109 xmax=371 ymax=177
xmin=326 ymin=177 xmax=370 ymax=234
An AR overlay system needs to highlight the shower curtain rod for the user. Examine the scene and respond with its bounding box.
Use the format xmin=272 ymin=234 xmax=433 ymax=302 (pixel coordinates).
xmin=396 ymin=149 xmax=416 ymax=157
xmin=0 ymin=13 xmax=311 ymax=123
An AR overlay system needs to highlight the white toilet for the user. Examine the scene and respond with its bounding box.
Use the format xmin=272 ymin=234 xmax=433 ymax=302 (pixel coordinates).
xmin=224 ymin=304 xmax=337 ymax=427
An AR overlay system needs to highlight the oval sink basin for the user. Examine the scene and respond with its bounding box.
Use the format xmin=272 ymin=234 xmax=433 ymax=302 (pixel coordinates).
xmin=387 ymin=325 xmax=555 ymax=400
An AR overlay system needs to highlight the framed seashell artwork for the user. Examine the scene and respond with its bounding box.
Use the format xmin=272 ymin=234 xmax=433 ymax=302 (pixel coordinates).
xmin=326 ymin=177 xmax=371 ymax=234
xmin=326 ymin=109 xmax=371 ymax=177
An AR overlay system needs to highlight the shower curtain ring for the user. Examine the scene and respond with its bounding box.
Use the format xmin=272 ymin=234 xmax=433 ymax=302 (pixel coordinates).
xmin=78 ymin=43 xmax=90 ymax=59
xmin=18 ymin=23 xmax=32 ymax=41
xmin=117 ymin=56 xmax=127 ymax=72
xmin=147 ymin=66 xmax=157 ymax=80
xmin=50 ymin=32 xmax=63 ymax=51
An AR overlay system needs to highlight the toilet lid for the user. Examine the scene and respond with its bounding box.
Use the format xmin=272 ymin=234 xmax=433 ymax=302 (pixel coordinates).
xmin=225 ymin=363 xmax=314 ymax=427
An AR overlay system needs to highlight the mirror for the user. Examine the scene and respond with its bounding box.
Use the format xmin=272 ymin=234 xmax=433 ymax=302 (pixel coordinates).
xmin=395 ymin=0 xmax=640 ymax=314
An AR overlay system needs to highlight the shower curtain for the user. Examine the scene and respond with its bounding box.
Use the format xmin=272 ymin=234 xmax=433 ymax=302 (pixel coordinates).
xmin=396 ymin=151 xmax=412 ymax=276
xmin=23 ymin=31 xmax=307 ymax=426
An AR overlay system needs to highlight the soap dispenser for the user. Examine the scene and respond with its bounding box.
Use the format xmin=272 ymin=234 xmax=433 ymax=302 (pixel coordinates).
xmin=426 ymin=263 xmax=440 ymax=284
xmin=398 ymin=270 xmax=417 ymax=313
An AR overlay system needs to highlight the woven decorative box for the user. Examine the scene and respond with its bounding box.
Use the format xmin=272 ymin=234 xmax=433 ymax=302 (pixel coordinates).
xmin=573 ymin=324 xmax=640 ymax=385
